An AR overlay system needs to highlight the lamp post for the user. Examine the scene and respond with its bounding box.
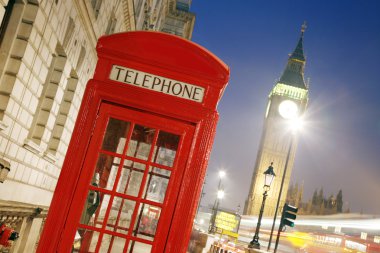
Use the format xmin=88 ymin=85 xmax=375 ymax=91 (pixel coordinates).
xmin=267 ymin=118 xmax=303 ymax=251
xmin=248 ymin=163 xmax=276 ymax=249
xmin=209 ymin=170 xmax=225 ymax=233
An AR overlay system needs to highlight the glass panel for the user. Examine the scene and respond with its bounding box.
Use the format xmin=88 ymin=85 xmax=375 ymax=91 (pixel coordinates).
xmin=72 ymin=230 xmax=99 ymax=252
xmin=97 ymin=233 xmax=111 ymax=252
xmin=78 ymin=193 xmax=110 ymax=229
xmin=126 ymin=125 xmax=155 ymax=161
xmin=106 ymin=197 xmax=136 ymax=234
xmin=79 ymin=187 xmax=110 ymax=228
xmin=127 ymin=241 xmax=152 ymax=253
xmin=107 ymin=235 xmax=126 ymax=253
xmin=133 ymin=203 xmax=161 ymax=241
xmin=101 ymin=234 xmax=127 ymax=253
xmin=101 ymin=118 xmax=131 ymax=154
xmin=93 ymin=154 xmax=121 ymax=191
xmin=116 ymin=160 xmax=146 ymax=197
xmin=95 ymin=194 xmax=111 ymax=228
xmin=152 ymin=131 xmax=180 ymax=167
xmin=143 ymin=167 xmax=171 ymax=203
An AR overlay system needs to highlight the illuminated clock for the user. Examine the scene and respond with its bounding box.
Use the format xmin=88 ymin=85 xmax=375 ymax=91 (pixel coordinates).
xmin=278 ymin=100 xmax=298 ymax=119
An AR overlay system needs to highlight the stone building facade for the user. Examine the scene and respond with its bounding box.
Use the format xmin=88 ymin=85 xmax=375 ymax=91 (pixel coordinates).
xmin=0 ymin=0 xmax=194 ymax=251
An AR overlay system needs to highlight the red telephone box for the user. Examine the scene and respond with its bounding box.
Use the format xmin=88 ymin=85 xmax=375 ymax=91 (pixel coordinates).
xmin=37 ymin=31 xmax=229 ymax=253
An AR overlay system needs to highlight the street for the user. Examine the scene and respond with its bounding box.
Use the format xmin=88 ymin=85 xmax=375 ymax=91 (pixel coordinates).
xmin=193 ymin=212 xmax=380 ymax=253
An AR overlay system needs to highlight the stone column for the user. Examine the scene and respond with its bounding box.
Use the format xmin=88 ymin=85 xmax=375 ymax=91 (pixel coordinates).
xmin=9 ymin=217 xmax=28 ymax=253
xmin=13 ymin=217 xmax=43 ymax=253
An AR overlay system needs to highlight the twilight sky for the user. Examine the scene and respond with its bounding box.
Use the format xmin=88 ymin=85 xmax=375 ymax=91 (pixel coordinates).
xmin=190 ymin=1 xmax=380 ymax=214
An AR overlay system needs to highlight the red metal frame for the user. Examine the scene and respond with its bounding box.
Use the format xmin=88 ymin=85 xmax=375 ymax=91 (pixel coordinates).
xmin=37 ymin=31 xmax=229 ymax=253
xmin=60 ymin=103 xmax=194 ymax=252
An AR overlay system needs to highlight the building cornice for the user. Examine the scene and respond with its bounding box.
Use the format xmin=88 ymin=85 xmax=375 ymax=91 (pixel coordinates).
xmin=0 ymin=200 xmax=48 ymax=218
xmin=122 ymin=0 xmax=136 ymax=31
xmin=73 ymin=0 xmax=98 ymax=54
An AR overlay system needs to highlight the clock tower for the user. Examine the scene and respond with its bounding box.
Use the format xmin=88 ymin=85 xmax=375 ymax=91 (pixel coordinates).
xmin=244 ymin=25 xmax=309 ymax=216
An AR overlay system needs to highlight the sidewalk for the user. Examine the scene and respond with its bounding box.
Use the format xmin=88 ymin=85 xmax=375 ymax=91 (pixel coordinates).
xmin=205 ymin=234 xmax=271 ymax=253
xmin=244 ymin=244 xmax=270 ymax=253
xmin=245 ymin=248 xmax=270 ymax=253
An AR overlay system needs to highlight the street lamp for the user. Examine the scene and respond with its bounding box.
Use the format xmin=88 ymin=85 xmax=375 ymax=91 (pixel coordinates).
xmin=209 ymin=170 xmax=225 ymax=233
xmin=217 ymin=189 xmax=225 ymax=199
xmin=248 ymin=163 xmax=276 ymax=249
xmin=267 ymin=117 xmax=303 ymax=251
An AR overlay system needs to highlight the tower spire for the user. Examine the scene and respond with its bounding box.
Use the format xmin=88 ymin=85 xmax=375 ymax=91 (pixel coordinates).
xmin=289 ymin=22 xmax=306 ymax=62
xmin=278 ymin=23 xmax=308 ymax=89
xmin=301 ymin=21 xmax=307 ymax=34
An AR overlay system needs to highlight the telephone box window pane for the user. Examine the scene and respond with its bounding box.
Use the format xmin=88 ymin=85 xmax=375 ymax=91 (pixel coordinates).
xmin=72 ymin=230 xmax=99 ymax=252
xmin=127 ymin=241 xmax=152 ymax=253
xmin=101 ymin=234 xmax=127 ymax=253
xmin=133 ymin=204 xmax=161 ymax=241
xmin=152 ymin=131 xmax=180 ymax=167
xmin=116 ymin=160 xmax=146 ymax=197
xmin=87 ymin=193 xmax=111 ymax=229
xmin=79 ymin=190 xmax=110 ymax=229
xmin=143 ymin=167 xmax=171 ymax=203
xmin=106 ymin=197 xmax=136 ymax=234
xmin=94 ymin=154 xmax=121 ymax=191
xmin=101 ymin=118 xmax=131 ymax=154
xmin=97 ymin=234 xmax=111 ymax=252
xmin=126 ymin=125 xmax=155 ymax=161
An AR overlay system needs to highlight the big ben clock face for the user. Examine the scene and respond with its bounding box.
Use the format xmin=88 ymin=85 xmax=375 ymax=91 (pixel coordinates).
xmin=278 ymin=100 xmax=298 ymax=119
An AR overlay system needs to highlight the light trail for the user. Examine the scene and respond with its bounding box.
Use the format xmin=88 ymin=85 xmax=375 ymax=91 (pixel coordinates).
xmin=239 ymin=214 xmax=380 ymax=231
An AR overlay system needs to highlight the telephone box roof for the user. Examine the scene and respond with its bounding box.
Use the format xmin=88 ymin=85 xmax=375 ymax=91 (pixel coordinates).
xmin=96 ymin=31 xmax=230 ymax=85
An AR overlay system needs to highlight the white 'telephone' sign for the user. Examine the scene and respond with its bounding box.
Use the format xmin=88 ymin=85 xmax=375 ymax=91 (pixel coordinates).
xmin=109 ymin=65 xmax=205 ymax=103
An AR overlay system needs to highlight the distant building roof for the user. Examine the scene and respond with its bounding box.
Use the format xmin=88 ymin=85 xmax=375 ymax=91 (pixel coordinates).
xmin=176 ymin=0 xmax=192 ymax=12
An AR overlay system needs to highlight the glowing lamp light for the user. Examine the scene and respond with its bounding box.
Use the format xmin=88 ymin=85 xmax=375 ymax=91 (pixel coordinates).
xmin=217 ymin=190 xmax=225 ymax=199
xmin=209 ymin=168 xmax=227 ymax=233
xmin=0 ymin=158 xmax=11 ymax=183
xmin=263 ymin=163 xmax=276 ymax=188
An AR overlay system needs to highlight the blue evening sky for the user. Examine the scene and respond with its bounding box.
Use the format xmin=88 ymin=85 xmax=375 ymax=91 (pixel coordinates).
xmin=190 ymin=1 xmax=380 ymax=214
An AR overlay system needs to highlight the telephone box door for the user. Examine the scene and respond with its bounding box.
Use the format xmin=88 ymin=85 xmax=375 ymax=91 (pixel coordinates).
xmin=60 ymin=102 xmax=194 ymax=252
